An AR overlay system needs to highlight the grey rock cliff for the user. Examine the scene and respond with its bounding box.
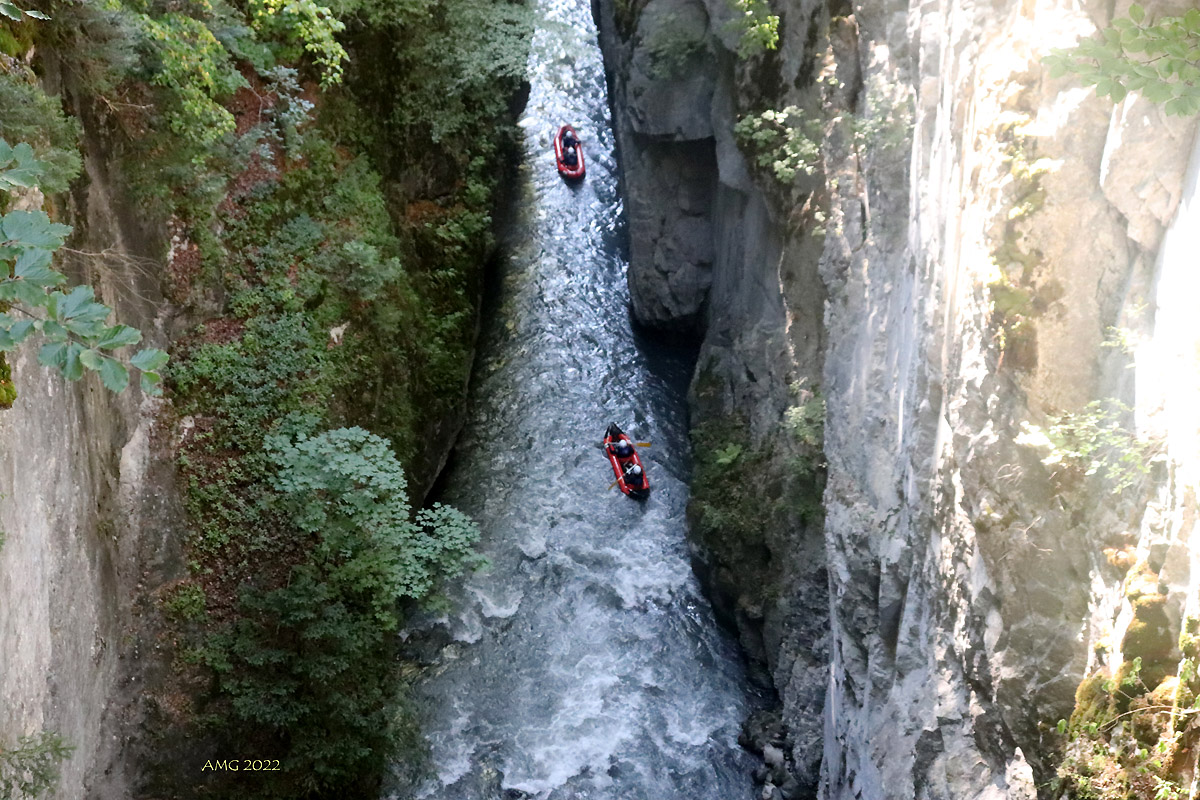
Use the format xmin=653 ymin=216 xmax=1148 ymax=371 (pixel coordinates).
xmin=0 ymin=89 xmax=184 ymax=800
xmin=597 ymin=0 xmax=1200 ymax=795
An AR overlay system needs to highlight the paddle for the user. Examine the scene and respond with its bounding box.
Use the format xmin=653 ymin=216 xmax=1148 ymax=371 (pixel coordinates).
xmin=595 ymin=441 xmax=652 ymax=449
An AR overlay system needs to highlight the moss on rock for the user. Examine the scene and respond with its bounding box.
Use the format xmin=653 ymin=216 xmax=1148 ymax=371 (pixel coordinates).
xmin=1124 ymin=594 xmax=1175 ymax=666
xmin=1070 ymin=670 xmax=1114 ymax=729
xmin=0 ymin=354 xmax=14 ymax=409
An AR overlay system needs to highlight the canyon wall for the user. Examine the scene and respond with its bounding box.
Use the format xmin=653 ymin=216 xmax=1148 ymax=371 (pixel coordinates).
xmin=596 ymin=0 xmax=1200 ymax=795
xmin=0 ymin=95 xmax=182 ymax=799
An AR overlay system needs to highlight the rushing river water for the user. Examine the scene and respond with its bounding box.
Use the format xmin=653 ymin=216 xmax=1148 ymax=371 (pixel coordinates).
xmin=387 ymin=1 xmax=762 ymax=797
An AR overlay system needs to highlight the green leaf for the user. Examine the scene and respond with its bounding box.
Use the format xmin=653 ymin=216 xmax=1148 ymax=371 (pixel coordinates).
xmin=1145 ymin=81 xmax=1175 ymax=103
xmin=1 ymin=210 xmax=72 ymax=249
xmin=1128 ymin=4 xmax=1144 ymax=24
xmin=62 ymin=341 xmax=84 ymax=381
xmin=1109 ymin=82 xmax=1129 ymax=103
xmin=0 ymin=3 xmax=24 ymax=20
xmin=0 ymin=143 xmax=49 ymax=189
xmin=13 ymin=248 xmax=64 ymax=288
xmin=140 ymin=370 xmax=163 ymax=396
xmin=11 ymin=277 xmax=48 ymax=308
xmin=98 ymin=355 xmax=129 ymax=392
xmin=95 ymin=324 xmax=142 ymax=350
xmin=7 ymin=319 xmax=33 ymax=344
xmin=79 ymin=348 xmax=103 ymax=372
xmin=64 ymin=317 xmax=107 ymax=340
xmin=40 ymin=320 xmax=68 ymax=341
xmin=38 ymin=341 xmax=66 ymax=369
xmin=53 ymin=284 xmax=108 ymax=323
xmin=130 ymin=348 xmax=169 ymax=372
xmin=23 ymin=8 xmax=48 ymax=17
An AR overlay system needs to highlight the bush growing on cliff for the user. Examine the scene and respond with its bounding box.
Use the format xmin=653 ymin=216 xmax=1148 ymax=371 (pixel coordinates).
xmin=734 ymin=106 xmax=821 ymax=185
xmin=199 ymin=428 xmax=480 ymax=797
xmin=248 ymin=0 xmax=347 ymax=86
xmin=725 ymin=0 xmax=778 ymax=59
xmin=643 ymin=13 xmax=707 ymax=79
xmin=1016 ymin=400 xmax=1156 ymax=494
xmin=1045 ymin=5 xmax=1200 ymax=117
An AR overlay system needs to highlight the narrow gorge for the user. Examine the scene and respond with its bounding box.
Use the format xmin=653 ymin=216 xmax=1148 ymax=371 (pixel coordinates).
xmin=1 ymin=0 xmax=1198 ymax=797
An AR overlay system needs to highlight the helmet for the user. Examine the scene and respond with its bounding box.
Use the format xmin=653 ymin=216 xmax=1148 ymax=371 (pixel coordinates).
xmin=630 ymin=465 xmax=642 ymax=475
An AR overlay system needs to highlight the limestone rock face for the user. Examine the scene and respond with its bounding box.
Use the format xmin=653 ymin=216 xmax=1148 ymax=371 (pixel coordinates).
xmin=0 ymin=97 xmax=183 ymax=799
xmin=597 ymin=0 xmax=722 ymax=334
xmin=625 ymin=0 xmax=718 ymax=139
xmin=597 ymin=0 xmax=1200 ymax=795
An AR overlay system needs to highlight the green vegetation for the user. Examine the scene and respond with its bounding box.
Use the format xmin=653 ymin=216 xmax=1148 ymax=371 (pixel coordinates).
xmin=4 ymin=0 xmax=527 ymax=794
xmin=849 ymin=86 xmax=914 ymax=160
xmin=726 ymin=0 xmax=779 ymax=59
xmin=733 ymin=106 xmax=822 ymax=185
xmin=1054 ymin=556 xmax=1197 ymax=799
xmin=1055 ymin=651 xmax=1196 ymax=798
xmin=0 ymin=731 xmax=73 ymax=800
xmin=2 ymin=0 xmax=531 ymax=794
xmin=690 ymin=415 xmax=781 ymax=589
xmin=985 ymin=129 xmax=1060 ymax=371
xmin=0 ymin=140 xmax=167 ymax=397
xmin=1045 ymin=4 xmax=1200 ymax=116
xmin=0 ymin=71 xmax=81 ymax=194
xmin=785 ymin=381 xmax=824 ymax=448
xmin=249 ymin=0 xmax=347 ymax=86
xmin=644 ymin=13 xmax=707 ymax=79
xmin=1016 ymin=400 xmax=1156 ymax=494
xmin=986 ymin=270 xmax=1040 ymax=370
xmin=194 ymin=428 xmax=479 ymax=798
xmin=161 ymin=583 xmax=208 ymax=622
xmin=690 ymin=378 xmax=825 ymax=557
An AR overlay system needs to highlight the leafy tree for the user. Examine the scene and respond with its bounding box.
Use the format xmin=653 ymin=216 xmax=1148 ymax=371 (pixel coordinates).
xmin=199 ymin=427 xmax=480 ymax=796
xmin=1045 ymin=4 xmax=1200 ymax=116
xmin=267 ymin=426 xmax=482 ymax=606
xmin=734 ymin=106 xmax=821 ymax=184
xmin=133 ymin=11 xmax=247 ymax=155
xmin=1016 ymin=399 xmax=1156 ymax=493
xmin=249 ymin=0 xmax=347 ymax=86
xmin=0 ymin=139 xmax=167 ymax=401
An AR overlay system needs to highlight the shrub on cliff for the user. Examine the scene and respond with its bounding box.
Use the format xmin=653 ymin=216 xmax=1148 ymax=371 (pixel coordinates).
xmin=199 ymin=428 xmax=480 ymax=797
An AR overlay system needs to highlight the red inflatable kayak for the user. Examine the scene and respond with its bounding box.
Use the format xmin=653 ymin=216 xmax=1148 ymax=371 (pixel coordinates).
xmin=603 ymin=423 xmax=649 ymax=500
xmin=555 ymin=124 xmax=585 ymax=180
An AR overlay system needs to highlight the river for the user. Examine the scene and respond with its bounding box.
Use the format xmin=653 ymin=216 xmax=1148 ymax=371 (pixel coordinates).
xmin=387 ymin=1 xmax=762 ymax=797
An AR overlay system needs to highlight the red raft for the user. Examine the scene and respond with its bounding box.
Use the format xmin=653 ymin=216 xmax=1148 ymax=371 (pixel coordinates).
xmin=603 ymin=423 xmax=649 ymax=500
xmin=555 ymin=124 xmax=585 ymax=180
